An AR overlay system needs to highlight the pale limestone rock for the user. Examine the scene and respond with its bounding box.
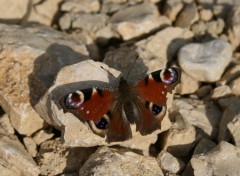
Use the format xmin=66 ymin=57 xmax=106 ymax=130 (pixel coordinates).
xmin=137 ymin=27 xmax=193 ymax=61
xmin=218 ymin=65 xmax=240 ymax=85
xmin=157 ymin=150 xmax=185 ymax=174
xmin=175 ymin=71 xmax=200 ymax=95
xmin=110 ymin=3 xmax=171 ymax=40
xmin=32 ymin=129 xmax=54 ymax=145
xmin=211 ymin=85 xmax=232 ymax=99
xmin=27 ymin=0 xmax=62 ymax=26
xmin=162 ymin=123 xmax=198 ymax=157
xmin=36 ymin=60 xmax=171 ymax=155
xmin=178 ymin=39 xmax=232 ymax=82
xmin=229 ymin=77 xmax=240 ymax=95
xmin=0 ymin=114 xmax=15 ymax=135
xmin=227 ymin=113 xmax=240 ymax=147
xmin=0 ymin=158 xmax=22 ymax=176
xmin=79 ymin=146 xmax=164 ymax=176
xmin=199 ymin=9 xmax=213 ymax=21
xmin=23 ymin=137 xmax=38 ymax=157
xmin=193 ymin=138 xmax=216 ymax=155
xmin=163 ymin=0 xmax=184 ymax=21
xmin=37 ymin=138 xmax=96 ymax=175
xmin=0 ymin=134 xmax=40 ymax=176
xmin=228 ymin=6 xmax=240 ymax=49
xmin=172 ymin=99 xmax=222 ymax=138
xmin=189 ymin=141 xmax=240 ymax=176
xmin=72 ymin=13 xmax=109 ymax=33
xmin=0 ymin=0 xmax=28 ymax=19
xmin=191 ymin=21 xmax=207 ymax=36
xmin=61 ymin=0 xmax=100 ymax=13
xmin=218 ymin=96 xmax=240 ymax=141
xmin=206 ymin=18 xmax=225 ymax=36
xmin=175 ymin=3 xmax=199 ymax=28
xmin=0 ymin=24 xmax=88 ymax=136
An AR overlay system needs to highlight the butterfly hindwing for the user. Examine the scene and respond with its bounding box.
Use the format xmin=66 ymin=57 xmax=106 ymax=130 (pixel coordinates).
xmin=135 ymin=67 xmax=181 ymax=135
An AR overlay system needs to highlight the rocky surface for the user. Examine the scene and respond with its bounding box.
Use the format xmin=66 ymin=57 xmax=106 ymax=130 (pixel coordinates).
xmin=0 ymin=0 xmax=240 ymax=175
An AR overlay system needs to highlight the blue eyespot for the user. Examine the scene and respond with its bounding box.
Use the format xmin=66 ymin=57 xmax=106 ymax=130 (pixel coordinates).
xmin=152 ymin=104 xmax=162 ymax=115
xmin=95 ymin=117 xmax=108 ymax=129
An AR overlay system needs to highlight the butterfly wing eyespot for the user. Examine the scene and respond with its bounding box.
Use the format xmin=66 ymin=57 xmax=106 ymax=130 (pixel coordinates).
xmin=135 ymin=67 xmax=181 ymax=135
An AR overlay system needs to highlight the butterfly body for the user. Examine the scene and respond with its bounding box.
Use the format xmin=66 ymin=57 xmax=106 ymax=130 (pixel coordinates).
xmin=61 ymin=67 xmax=181 ymax=142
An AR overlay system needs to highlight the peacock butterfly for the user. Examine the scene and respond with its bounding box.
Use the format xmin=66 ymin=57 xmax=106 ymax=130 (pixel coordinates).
xmin=60 ymin=64 xmax=181 ymax=143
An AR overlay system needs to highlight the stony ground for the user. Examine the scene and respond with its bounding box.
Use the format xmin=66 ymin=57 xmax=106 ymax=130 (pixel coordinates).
xmin=0 ymin=0 xmax=240 ymax=175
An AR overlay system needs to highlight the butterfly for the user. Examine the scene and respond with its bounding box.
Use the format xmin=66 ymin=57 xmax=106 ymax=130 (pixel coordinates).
xmin=60 ymin=66 xmax=181 ymax=143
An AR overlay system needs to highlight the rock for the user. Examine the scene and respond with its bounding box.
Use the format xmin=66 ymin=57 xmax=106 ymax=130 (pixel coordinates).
xmin=172 ymin=98 xmax=222 ymax=139
xmin=37 ymin=138 xmax=96 ymax=175
xmin=211 ymin=85 xmax=232 ymax=99
xmin=191 ymin=21 xmax=207 ymax=36
xmin=0 ymin=158 xmax=22 ymax=176
xmin=218 ymin=96 xmax=240 ymax=141
xmin=61 ymin=0 xmax=100 ymax=13
xmin=0 ymin=0 xmax=28 ymax=20
xmin=163 ymin=0 xmax=184 ymax=22
xmin=199 ymin=9 xmax=213 ymax=21
xmin=178 ymin=39 xmax=232 ymax=82
xmin=58 ymin=13 xmax=74 ymax=30
xmin=23 ymin=137 xmax=38 ymax=157
xmin=188 ymin=141 xmax=240 ymax=176
xmin=100 ymin=0 xmax=128 ymax=14
xmin=137 ymin=27 xmax=193 ymax=61
xmin=196 ymin=85 xmax=213 ymax=98
xmin=229 ymin=77 xmax=240 ymax=95
xmin=32 ymin=129 xmax=54 ymax=145
xmin=0 ymin=24 xmax=88 ymax=136
xmin=0 ymin=114 xmax=15 ymax=135
xmin=218 ymin=64 xmax=240 ymax=85
xmin=79 ymin=146 xmax=164 ymax=176
xmin=109 ymin=3 xmax=171 ymax=40
xmin=0 ymin=134 xmax=40 ymax=176
xmin=227 ymin=113 xmax=240 ymax=147
xmin=175 ymin=71 xmax=200 ymax=95
xmin=156 ymin=150 xmax=185 ymax=174
xmin=228 ymin=6 xmax=240 ymax=49
xmin=27 ymin=0 xmax=62 ymax=26
xmin=206 ymin=18 xmax=225 ymax=36
xmin=161 ymin=122 xmax=198 ymax=157
xmin=35 ymin=60 xmax=172 ymax=155
xmin=175 ymin=3 xmax=199 ymax=28
xmin=193 ymin=138 xmax=216 ymax=155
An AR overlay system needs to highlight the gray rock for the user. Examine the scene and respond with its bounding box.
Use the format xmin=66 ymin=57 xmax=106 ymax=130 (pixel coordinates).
xmin=61 ymin=0 xmax=100 ymax=13
xmin=175 ymin=3 xmax=199 ymax=28
xmin=109 ymin=2 xmax=171 ymax=40
xmin=79 ymin=146 xmax=164 ymax=176
xmin=0 ymin=23 xmax=88 ymax=136
xmin=157 ymin=150 xmax=185 ymax=174
xmin=137 ymin=27 xmax=193 ymax=61
xmin=227 ymin=113 xmax=240 ymax=147
xmin=189 ymin=141 xmax=240 ymax=176
xmin=178 ymin=39 xmax=232 ymax=82
xmin=0 ymin=134 xmax=40 ymax=176
xmin=196 ymin=85 xmax=213 ymax=98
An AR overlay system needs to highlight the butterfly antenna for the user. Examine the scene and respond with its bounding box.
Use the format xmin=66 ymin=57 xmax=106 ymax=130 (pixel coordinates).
xmin=125 ymin=54 xmax=138 ymax=80
xmin=100 ymin=66 xmax=120 ymax=81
